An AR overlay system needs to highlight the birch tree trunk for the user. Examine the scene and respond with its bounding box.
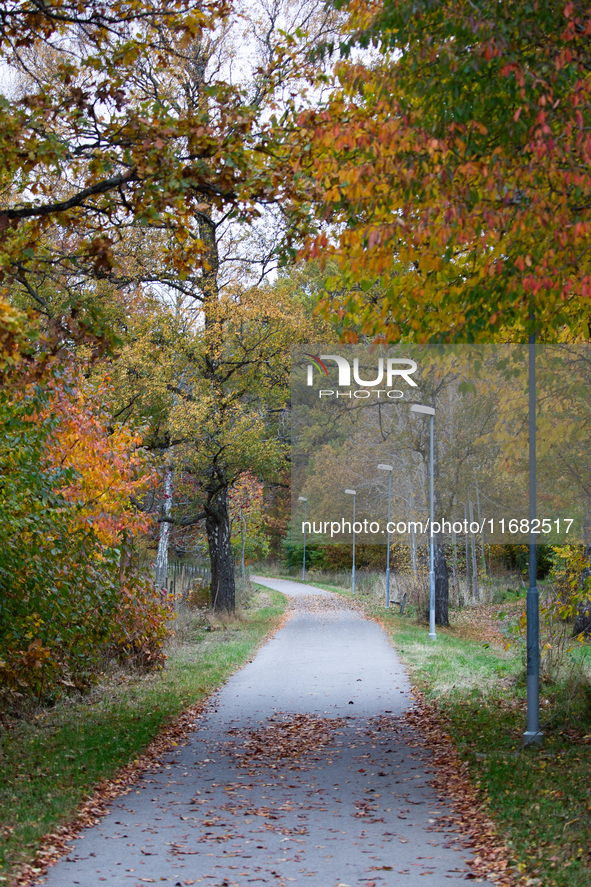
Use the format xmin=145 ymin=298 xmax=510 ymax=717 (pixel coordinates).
xmin=431 ymin=414 xmax=449 ymax=625
xmin=475 ymin=482 xmax=487 ymax=577
xmin=240 ymin=508 xmax=246 ymax=583
xmin=155 ymin=462 xmax=173 ymax=589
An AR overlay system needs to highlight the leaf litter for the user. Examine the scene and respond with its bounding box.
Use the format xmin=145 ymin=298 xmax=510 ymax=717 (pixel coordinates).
xmin=226 ymin=712 xmax=347 ymax=772
xmin=403 ymin=695 xmax=528 ymax=887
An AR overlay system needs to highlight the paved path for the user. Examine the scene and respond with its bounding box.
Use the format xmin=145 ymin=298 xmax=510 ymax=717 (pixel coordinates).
xmin=41 ymin=578 xmax=492 ymax=887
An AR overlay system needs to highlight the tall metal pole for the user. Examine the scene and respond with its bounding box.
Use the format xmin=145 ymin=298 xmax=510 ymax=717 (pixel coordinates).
xmin=524 ymin=335 xmax=542 ymax=745
xmin=352 ymin=492 xmax=356 ymax=596
xmin=386 ymin=469 xmax=392 ymax=608
xmin=428 ymin=413 xmax=437 ymax=640
xmin=302 ymin=500 xmax=307 ymax=581
xmin=298 ymin=496 xmax=307 ymax=581
xmin=378 ymin=464 xmax=393 ymax=609
xmin=345 ymin=489 xmax=356 ymax=595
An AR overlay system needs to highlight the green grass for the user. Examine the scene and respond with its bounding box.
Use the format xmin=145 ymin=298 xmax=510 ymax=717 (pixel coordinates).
xmin=440 ymin=694 xmax=591 ymax=886
xmin=283 ymin=573 xmax=591 ymax=886
xmin=0 ymin=588 xmax=286 ymax=881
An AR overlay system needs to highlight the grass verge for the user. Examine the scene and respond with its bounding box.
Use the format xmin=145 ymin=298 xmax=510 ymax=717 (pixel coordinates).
xmin=0 ymin=587 xmax=286 ymax=882
xmin=284 ymin=574 xmax=591 ymax=887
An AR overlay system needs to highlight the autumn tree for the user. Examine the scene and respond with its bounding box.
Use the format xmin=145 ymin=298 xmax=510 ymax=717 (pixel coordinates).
xmin=0 ymin=0 xmax=319 ymax=343
xmin=1 ymin=1 xmax=338 ymax=615
xmin=0 ymin=357 xmax=165 ymax=703
xmin=0 ymin=3 xmax=235 ymax=277
xmin=74 ymin=1 xmax=339 ymax=612
xmin=287 ymin=0 xmax=591 ymax=343
xmin=229 ymin=472 xmax=268 ymax=581
xmin=103 ymin=276 xmax=314 ymax=611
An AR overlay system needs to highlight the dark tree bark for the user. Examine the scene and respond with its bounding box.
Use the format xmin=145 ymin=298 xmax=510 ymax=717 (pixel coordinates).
xmin=574 ymin=590 xmax=591 ymax=636
xmin=206 ymin=486 xmax=235 ymax=613
xmin=431 ymin=397 xmax=450 ymax=625
xmin=574 ymin=542 xmax=591 ymax=637
xmin=434 ymin=541 xmax=449 ymax=626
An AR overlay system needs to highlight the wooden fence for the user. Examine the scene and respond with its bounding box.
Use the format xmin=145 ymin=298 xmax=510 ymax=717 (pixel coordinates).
xmin=153 ymin=561 xmax=211 ymax=596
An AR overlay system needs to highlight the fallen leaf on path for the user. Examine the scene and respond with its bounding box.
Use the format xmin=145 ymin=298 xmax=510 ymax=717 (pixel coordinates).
xmin=227 ymin=712 xmax=346 ymax=771
xmin=403 ymin=693 xmax=526 ymax=887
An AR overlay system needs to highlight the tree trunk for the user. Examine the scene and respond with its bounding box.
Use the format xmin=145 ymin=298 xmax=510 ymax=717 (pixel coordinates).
xmin=475 ymin=482 xmax=487 ymax=577
xmin=410 ymin=529 xmax=418 ymax=577
xmin=409 ymin=484 xmax=418 ymax=578
xmin=206 ymin=486 xmax=236 ymax=613
xmin=574 ymin=535 xmax=591 ymax=636
xmin=573 ymin=585 xmax=591 ymax=636
xmin=196 ymin=196 xmax=238 ymax=613
xmin=451 ymin=526 xmax=460 ymax=603
xmin=469 ymin=498 xmax=479 ymax=600
xmin=240 ymin=508 xmax=246 ymax=583
xmin=430 ymin=410 xmax=449 ymax=625
xmin=434 ymin=541 xmax=449 ymax=626
xmin=464 ymin=501 xmax=473 ymax=598
xmin=155 ymin=462 xmax=173 ymax=588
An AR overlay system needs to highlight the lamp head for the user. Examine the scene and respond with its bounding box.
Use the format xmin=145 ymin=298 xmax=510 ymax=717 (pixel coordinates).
xmin=377 ymin=463 xmax=393 ymax=471
xmin=344 ymin=489 xmax=356 ymax=495
xmin=410 ymin=404 xmax=435 ymax=416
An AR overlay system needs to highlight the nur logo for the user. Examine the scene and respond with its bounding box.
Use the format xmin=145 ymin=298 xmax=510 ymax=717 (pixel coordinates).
xmin=304 ymin=353 xmax=418 ymax=399
xmin=305 ymin=354 xmax=418 ymax=398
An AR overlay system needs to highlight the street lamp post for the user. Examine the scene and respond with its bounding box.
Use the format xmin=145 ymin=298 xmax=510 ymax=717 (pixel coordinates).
xmin=298 ymin=496 xmax=307 ymax=581
xmin=345 ymin=489 xmax=356 ymax=595
xmin=410 ymin=404 xmax=437 ymax=641
xmin=378 ymin=464 xmax=393 ymax=609
xmin=524 ymin=336 xmax=542 ymax=746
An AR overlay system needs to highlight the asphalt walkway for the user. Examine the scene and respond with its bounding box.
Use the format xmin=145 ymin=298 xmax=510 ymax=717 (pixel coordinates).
xmin=40 ymin=577 xmax=493 ymax=887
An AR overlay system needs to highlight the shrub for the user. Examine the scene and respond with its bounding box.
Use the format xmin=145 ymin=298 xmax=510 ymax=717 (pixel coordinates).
xmin=0 ymin=367 xmax=168 ymax=708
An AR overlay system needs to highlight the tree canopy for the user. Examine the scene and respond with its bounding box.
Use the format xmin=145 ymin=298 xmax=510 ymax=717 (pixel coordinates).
xmin=289 ymin=0 xmax=591 ymax=342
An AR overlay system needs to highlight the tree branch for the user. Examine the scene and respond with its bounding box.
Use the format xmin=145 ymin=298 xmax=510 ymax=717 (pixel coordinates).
xmin=4 ymin=170 xmax=137 ymax=221
xmin=159 ymin=511 xmax=207 ymax=526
